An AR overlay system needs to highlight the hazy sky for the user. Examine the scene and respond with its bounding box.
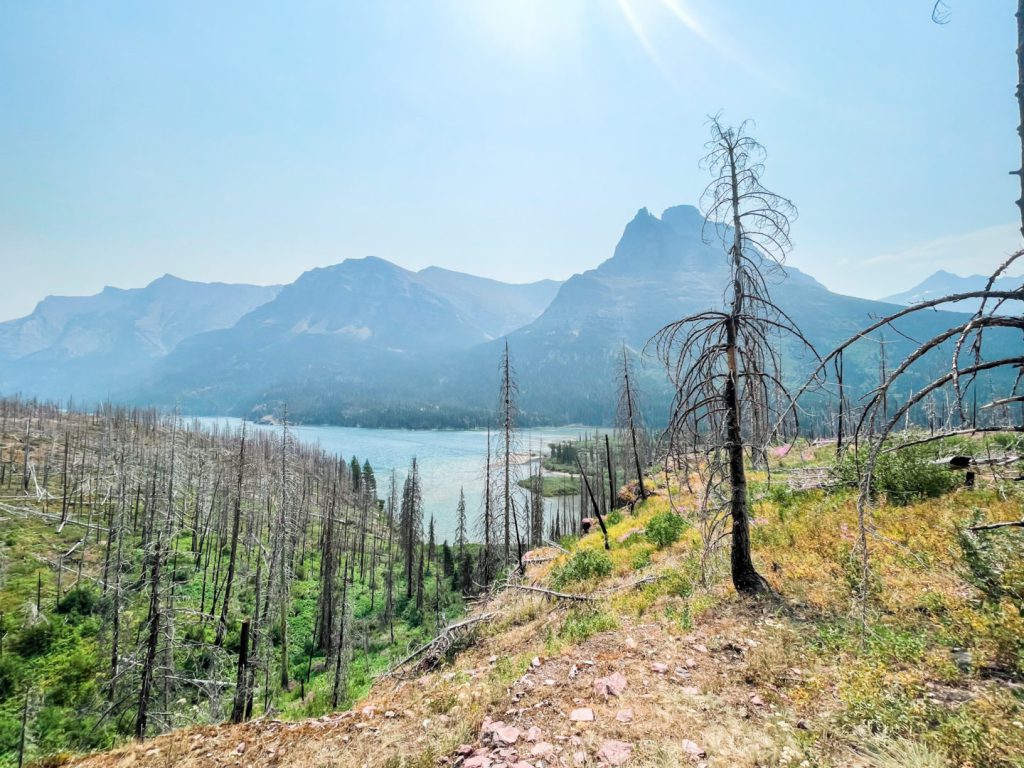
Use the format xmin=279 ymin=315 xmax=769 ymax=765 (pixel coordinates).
xmin=1 ymin=1 xmax=1019 ymax=320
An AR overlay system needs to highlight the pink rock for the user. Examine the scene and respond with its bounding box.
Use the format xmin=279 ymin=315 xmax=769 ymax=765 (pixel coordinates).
xmin=650 ymin=662 xmax=668 ymax=674
xmin=569 ymin=707 xmax=595 ymax=722
xmin=526 ymin=726 xmax=542 ymax=742
xmin=749 ymin=693 xmax=765 ymax=707
xmin=481 ymin=718 xmax=503 ymax=735
xmin=495 ymin=725 xmax=521 ymax=745
xmin=594 ymin=671 xmax=628 ymax=698
xmin=511 ymin=763 xmax=536 ymax=768
xmin=456 ymin=744 xmax=475 ymax=756
xmin=532 ymin=656 xmax=541 ymax=667
xmin=681 ymin=739 xmax=706 ymax=758
xmin=683 ymin=657 xmax=698 ymax=668
xmin=616 ymin=708 xmax=634 ymax=723
xmin=597 ymin=740 xmax=633 ymax=766
xmin=464 ymin=757 xmax=492 ymax=768
xmin=361 ymin=705 xmax=376 ymax=718
xmin=530 ymin=742 xmax=555 ymax=757
xmin=694 ymin=643 xmax=709 ymax=654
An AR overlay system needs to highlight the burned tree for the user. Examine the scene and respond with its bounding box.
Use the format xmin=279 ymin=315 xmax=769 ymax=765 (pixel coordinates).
xmin=654 ymin=116 xmax=814 ymax=595
xmin=616 ymin=348 xmax=649 ymax=501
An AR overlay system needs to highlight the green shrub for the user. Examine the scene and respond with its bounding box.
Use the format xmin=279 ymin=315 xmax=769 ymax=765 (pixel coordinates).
xmin=606 ymin=510 xmax=623 ymax=526
xmin=956 ymin=509 xmax=1024 ymax=615
xmin=834 ymin=447 xmax=958 ymax=506
xmin=57 ymin=587 xmax=98 ymax=617
xmin=558 ymin=608 xmax=618 ymax=643
xmin=0 ymin=654 xmax=23 ymax=699
xmin=645 ymin=511 xmax=688 ymax=549
xmin=12 ymin=622 xmax=54 ymax=657
xmin=550 ymin=549 xmax=613 ymax=589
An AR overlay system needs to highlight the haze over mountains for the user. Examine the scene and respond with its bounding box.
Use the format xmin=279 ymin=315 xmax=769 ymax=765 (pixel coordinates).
xmin=1 ymin=205 xmax=1008 ymax=427
xmin=883 ymin=269 xmax=1024 ymax=315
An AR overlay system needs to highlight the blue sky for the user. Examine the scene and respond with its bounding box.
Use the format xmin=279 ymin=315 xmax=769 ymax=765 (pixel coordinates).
xmin=0 ymin=1 xmax=1019 ymax=320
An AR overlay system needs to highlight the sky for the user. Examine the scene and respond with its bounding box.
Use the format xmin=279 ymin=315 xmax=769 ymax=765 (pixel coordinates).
xmin=0 ymin=1 xmax=1020 ymax=321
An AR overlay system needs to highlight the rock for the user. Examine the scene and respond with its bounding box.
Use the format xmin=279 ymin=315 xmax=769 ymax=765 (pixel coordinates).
xmin=681 ymin=739 xmax=706 ymax=758
xmin=456 ymin=744 xmax=475 ymax=756
xmin=234 ymin=742 xmax=246 ymax=755
xmin=532 ymin=656 xmax=542 ymax=667
xmin=464 ymin=757 xmax=492 ymax=768
xmin=683 ymin=657 xmax=698 ymax=668
xmin=361 ymin=705 xmax=376 ymax=718
xmin=616 ymin=708 xmax=634 ymax=723
xmin=385 ymin=710 xmax=396 ymax=718
xmin=679 ymin=686 xmax=701 ymax=696
xmin=511 ymin=762 xmax=536 ymax=768
xmin=489 ymin=655 xmax=499 ymax=664
xmin=573 ymin=751 xmax=587 ymax=765
xmin=530 ymin=742 xmax=555 ymax=757
xmin=495 ymin=725 xmax=521 ymax=745
xmin=569 ymin=707 xmax=595 ymax=722
xmin=481 ymin=718 xmax=501 ymax=735
xmin=526 ymin=726 xmax=542 ymax=742
xmin=694 ymin=643 xmax=709 ymax=654
xmin=544 ymin=678 xmax=556 ymax=686
xmin=749 ymin=693 xmax=765 ymax=707
xmin=594 ymin=671 xmax=628 ymax=698
xmin=625 ymin=636 xmax=638 ymax=650
xmin=651 ymin=662 xmax=668 ymax=674
xmin=597 ymin=739 xmax=633 ymax=766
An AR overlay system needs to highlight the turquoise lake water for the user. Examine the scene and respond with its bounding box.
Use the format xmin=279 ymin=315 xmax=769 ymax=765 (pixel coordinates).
xmin=195 ymin=419 xmax=595 ymax=541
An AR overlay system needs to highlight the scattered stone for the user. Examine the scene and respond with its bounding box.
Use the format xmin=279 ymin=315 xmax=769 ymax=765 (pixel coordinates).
xmin=679 ymin=686 xmax=701 ymax=696
xmin=532 ymin=656 xmax=542 ymax=667
xmin=234 ymin=742 xmax=246 ymax=755
xmin=597 ymin=739 xmax=633 ymax=766
xmin=544 ymin=678 xmax=556 ymax=686
xmin=625 ymin=637 xmax=638 ymax=650
xmin=385 ymin=710 xmax=396 ymax=718
xmin=651 ymin=662 xmax=668 ymax=674
xmin=594 ymin=671 xmax=628 ymax=698
xmin=511 ymin=762 xmax=536 ymax=768
xmin=681 ymin=739 xmax=706 ymax=758
xmin=464 ymin=757 xmax=492 ymax=768
xmin=456 ymin=744 xmax=475 ymax=756
xmin=530 ymin=742 xmax=555 ymax=757
xmin=489 ymin=655 xmax=499 ymax=664
xmin=694 ymin=643 xmax=709 ymax=654
xmin=569 ymin=664 xmax=579 ymax=679
xmin=683 ymin=657 xmax=698 ymax=668
xmin=570 ymin=707 xmax=595 ymax=722
xmin=495 ymin=725 xmax=522 ymax=745
xmin=361 ymin=705 xmax=376 ymax=718
xmin=616 ymin=709 xmax=634 ymax=723
xmin=749 ymin=693 xmax=765 ymax=707
xmin=526 ymin=726 xmax=542 ymax=742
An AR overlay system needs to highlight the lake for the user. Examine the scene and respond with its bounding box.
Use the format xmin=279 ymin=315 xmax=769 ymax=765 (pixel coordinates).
xmin=195 ymin=419 xmax=596 ymax=542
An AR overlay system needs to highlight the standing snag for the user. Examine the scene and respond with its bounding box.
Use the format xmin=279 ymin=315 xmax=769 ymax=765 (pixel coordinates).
xmin=654 ymin=116 xmax=816 ymax=595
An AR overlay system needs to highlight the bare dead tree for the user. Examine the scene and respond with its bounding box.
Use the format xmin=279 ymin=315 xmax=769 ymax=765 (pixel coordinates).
xmin=616 ymin=347 xmax=649 ymax=500
xmin=653 ymin=116 xmax=816 ymax=595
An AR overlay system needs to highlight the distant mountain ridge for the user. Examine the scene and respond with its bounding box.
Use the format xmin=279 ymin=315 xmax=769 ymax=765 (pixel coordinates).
xmin=883 ymin=269 xmax=1024 ymax=314
xmin=0 ymin=276 xmax=281 ymax=401
xmin=1 ymin=206 xmax=1012 ymax=427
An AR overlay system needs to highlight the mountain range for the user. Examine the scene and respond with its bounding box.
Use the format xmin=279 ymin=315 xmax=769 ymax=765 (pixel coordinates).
xmin=882 ymin=269 xmax=1023 ymax=315
xmin=1 ymin=205 xmax=1012 ymax=427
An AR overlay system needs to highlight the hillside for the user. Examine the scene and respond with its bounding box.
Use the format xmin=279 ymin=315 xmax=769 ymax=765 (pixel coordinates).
xmin=0 ymin=276 xmax=280 ymax=402
xmin=62 ymin=437 xmax=1024 ymax=768
xmin=883 ymin=270 xmax=1024 ymax=315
